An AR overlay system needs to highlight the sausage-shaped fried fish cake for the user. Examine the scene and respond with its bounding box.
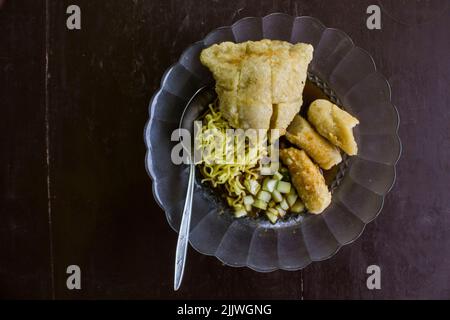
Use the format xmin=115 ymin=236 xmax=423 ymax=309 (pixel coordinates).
xmin=286 ymin=115 xmax=342 ymax=170
xmin=307 ymin=99 xmax=360 ymax=156
xmin=280 ymin=148 xmax=331 ymax=214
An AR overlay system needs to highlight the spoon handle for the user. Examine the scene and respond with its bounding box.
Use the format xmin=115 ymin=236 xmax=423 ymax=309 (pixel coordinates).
xmin=174 ymin=164 xmax=195 ymax=291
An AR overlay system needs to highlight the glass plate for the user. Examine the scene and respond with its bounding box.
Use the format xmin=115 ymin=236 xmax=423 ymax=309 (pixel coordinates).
xmin=144 ymin=13 xmax=401 ymax=272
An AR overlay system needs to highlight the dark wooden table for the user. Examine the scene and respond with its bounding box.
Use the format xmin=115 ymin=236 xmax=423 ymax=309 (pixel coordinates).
xmin=1 ymin=0 xmax=449 ymax=299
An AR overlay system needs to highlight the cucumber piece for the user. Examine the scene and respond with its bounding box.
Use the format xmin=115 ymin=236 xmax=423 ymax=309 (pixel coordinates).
xmin=262 ymin=178 xmax=277 ymax=192
xmin=275 ymin=205 xmax=286 ymax=217
xmin=252 ymin=199 xmax=267 ymax=210
xmin=271 ymin=189 xmax=283 ymax=203
xmin=267 ymin=179 xmax=277 ymax=192
xmin=273 ymin=171 xmax=283 ymax=180
xmin=234 ymin=206 xmax=247 ymax=218
xmin=291 ymin=200 xmax=305 ymax=213
xmin=287 ymin=186 xmax=297 ymax=196
xmin=245 ymin=179 xmax=261 ymax=196
xmin=268 ymin=200 xmax=276 ymax=208
xmin=243 ymin=195 xmax=254 ymax=206
xmin=266 ymin=210 xmax=278 ymax=224
xmin=257 ymin=190 xmax=271 ymax=202
xmin=276 ymin=181 xmax=291 ymax=194
xmin=260 ymin=167 xmax=273 ymax=176
xmin=287 ymin=193 xmax=298 ymax=207
xmin=280 ymin=198 xmax=289 ymax=211
xmin=244 ymin=204 xmax=253 ymax=212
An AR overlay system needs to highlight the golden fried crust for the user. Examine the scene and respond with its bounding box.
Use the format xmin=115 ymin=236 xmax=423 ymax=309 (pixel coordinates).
xmin=200 ymin=42 xmax=247 ymax=128
xmin=271 ymin=42 xmax=313 ymax=104
xmin=199 ymin=41 xmax=245 ymax=90
xmin=200 ymin=40 xmax=314 ymax=132
xmin=269 ymin=42 xmax=313 ymax=137
xmin=237 ymin=49 xmax=272 ymax=129
xmin=307 ymin=99 xmax=360 ymax=156
xmin=215 ymin=87 xmax=239 ymax=127
xmin=280 ymin=148 xmax=331 ymax=214
xmin=270 ymin=101 xmax=302 ymax=138
xmin=286 ymin=115 xmax=342 ymax=170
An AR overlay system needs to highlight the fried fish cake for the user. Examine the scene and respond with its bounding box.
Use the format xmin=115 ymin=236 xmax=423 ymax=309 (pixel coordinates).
xmin=200 ymin=40 xmax=314 ymax=132
xmin=200 ymin=41 xmax=246 ymax=127
xmin=268 ymin=42 xmax=313 ymax=137
xmin=280 ymin=148 xmax=331 ymax=214
xmin=237 ymin=42 xmax=272 ymax=130
xmin=271 ymin=41 xmax=312 ymax=102
xmin=307 ymin=99 xmax=360 ymax=156
xmin=270 ymin=101 xmax=302 ymax=140
xmin=286 ymin=115 xmax=342 ymax=170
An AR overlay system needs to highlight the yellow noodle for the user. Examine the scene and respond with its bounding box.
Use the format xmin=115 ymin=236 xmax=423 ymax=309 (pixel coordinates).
xmin=196 ymin=103 xmax=265 ymax=210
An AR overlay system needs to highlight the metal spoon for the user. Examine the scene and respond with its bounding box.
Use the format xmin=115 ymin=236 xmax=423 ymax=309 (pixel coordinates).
xmin=174 ymin=86 xmax=216 ymax=291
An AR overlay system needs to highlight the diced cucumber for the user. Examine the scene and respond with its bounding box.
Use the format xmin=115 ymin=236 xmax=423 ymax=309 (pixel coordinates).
xmin=280 ymin=199 xmax=289 ymax=211
xmin=275 ymin=205 xmax=286 ymax=217
xmin=260 ymin=167 xmax=273 ymax=176
xmin=291 ymin=200 xmax=305 ymax=213
xmin=262 ymin=177 xmax=269 ymax=190
xmin=287 ymin=186 xmax=296 ymax=196
xmin=244 ymin=204 xmax=253 ymax=212
xmin=243 ymin=195 xmax=254 ymax=206
xmin=257 ymin=190 xmax=271 ymax=202
xmin=266 ymin=210 xmax=278 ymax=224
xmin=247 ymin=179 xmax=261 ymax=196
xmin=268 ymin=200 xmax=276 ymax=208
xmin=273 ymin=171 xmax=283 ymax=180
xmin=252 ymin=199 xmax=267 ymax=210
xmin=276 ymin=181 xmax=291 ymax=194
xmin=271 ymin=189 xmax=283 ymax=203
xmin=262 ymin=178 xmax=277 ymax=192
xmin=287 ymin=193 xmax=298 ymax=207
xmin=234 ymin=206 xmax=247 ymax=218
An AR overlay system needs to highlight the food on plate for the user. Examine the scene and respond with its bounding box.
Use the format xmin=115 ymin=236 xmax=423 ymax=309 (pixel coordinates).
xmin=197 ymin=40 xmax=360 ymax=222
xmin=279 ymin=148 xmax=331 ymax=214
xmin=196 ymin=102 xmax=305 ymax=223
xmin=285 ymin=115 xmax=342 ymax=170
xmin=307 ymin=99 xmax=360 ymax=156
xmin=198 ymin=42 xmax=245 ymax=127
xmin=269 ymin=41 xmax=313 ymax=137
xmin=195 ymin=103 xmax=263 ymax=209
xmin=236 ymin=42 xmax=272 ymax=130
xmin=200 ymin=40 xmax=313 ymax=134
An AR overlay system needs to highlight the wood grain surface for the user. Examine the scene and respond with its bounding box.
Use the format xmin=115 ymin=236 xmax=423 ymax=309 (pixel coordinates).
xmin=0 ymin=0 xmax=449 ymax=299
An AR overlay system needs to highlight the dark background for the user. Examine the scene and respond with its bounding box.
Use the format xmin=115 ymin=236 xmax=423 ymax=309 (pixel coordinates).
xmin=1 ymin=0 xmax=449 ymax=299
